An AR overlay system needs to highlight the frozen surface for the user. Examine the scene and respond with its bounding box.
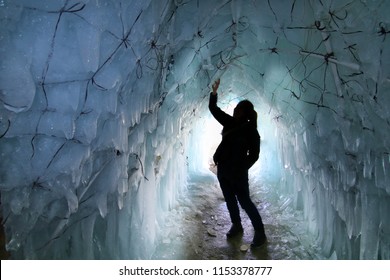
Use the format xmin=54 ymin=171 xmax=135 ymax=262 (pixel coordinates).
xmin=152 ymin=174 xmax=325 ymax=260
xmin=0 ymin=0 xmax=390 ymax=259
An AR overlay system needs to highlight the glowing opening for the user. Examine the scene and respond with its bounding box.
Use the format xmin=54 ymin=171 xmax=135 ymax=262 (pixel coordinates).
xmin=188 ymin=92 xmax=282 ymax=187
xmin=187 ymin=99 xmax=235 ymax=175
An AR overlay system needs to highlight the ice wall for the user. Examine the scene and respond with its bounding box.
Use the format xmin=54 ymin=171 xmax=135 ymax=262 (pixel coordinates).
xmin=1 ymin=0 xmax=390 ymax=259
xmin=0 ymin=0 xmax=193 ymax=259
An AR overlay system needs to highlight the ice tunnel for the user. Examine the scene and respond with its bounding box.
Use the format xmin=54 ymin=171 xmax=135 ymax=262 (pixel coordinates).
xmin=1 ymin=0 xmax=390 ymax=260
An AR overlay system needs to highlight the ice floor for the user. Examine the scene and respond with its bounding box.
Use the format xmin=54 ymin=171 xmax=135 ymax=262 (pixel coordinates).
xmin=152 ymin=172 xmax=325 ymax=260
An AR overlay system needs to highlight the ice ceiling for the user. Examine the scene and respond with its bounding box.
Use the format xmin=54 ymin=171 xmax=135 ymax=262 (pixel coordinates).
xmin=0 ymin=0 xmax=390 ymax=259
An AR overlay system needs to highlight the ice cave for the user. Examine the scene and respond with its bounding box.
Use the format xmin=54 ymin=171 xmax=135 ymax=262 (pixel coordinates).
xmin=0 ymin=0 xmax=390 ymax=260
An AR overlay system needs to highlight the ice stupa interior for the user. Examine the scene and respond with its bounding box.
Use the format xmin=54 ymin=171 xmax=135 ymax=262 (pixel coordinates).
xmin=0 ymin=0 xmax=390 ymax=260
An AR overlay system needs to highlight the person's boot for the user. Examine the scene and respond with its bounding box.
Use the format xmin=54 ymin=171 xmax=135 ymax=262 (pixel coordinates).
xmin=251 ymin=230 xmax=267 ymax=247
xmin=226 ymin=224 xmax=243 ymax=238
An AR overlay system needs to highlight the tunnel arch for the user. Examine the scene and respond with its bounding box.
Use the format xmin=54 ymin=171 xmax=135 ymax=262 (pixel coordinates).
xmin=0 ymin=0 xmax=389 ymax=260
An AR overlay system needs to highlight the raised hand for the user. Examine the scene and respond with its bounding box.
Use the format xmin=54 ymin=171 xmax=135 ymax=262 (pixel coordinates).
xmin=212 ymin=79 xmax=220 ymax=94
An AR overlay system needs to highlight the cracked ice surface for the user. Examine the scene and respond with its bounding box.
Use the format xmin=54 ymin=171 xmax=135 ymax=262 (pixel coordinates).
xmin=0 ymin=0 xmax=390 ymax=259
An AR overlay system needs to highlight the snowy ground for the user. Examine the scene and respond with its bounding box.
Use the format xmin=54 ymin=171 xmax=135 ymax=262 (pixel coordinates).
xmin=152 ymin=172 xmax=325 ymax=260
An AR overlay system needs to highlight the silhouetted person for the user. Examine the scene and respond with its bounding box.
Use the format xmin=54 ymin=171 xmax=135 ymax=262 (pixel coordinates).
xmin=209 ymin=79 xmax=266 ymax=247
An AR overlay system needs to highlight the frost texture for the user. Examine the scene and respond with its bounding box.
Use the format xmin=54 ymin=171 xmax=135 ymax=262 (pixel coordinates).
xmin=0 ymin=0 xmax=389 ymax=259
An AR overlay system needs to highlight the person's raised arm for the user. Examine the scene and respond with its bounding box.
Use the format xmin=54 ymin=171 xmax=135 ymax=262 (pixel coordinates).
xmin=212 ymin=79 xmax=220 ymax=95
xmin=208 ymin=79 xmax=233 ymax=126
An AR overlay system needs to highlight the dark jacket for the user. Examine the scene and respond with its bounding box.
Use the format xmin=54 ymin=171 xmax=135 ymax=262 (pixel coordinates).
xmin=209 ymin=93 xmax=260 ymax=176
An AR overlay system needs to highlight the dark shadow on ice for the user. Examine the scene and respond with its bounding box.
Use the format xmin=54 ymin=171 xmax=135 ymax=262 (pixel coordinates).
xmin=0 ymin=212 xmax=10 ymax=259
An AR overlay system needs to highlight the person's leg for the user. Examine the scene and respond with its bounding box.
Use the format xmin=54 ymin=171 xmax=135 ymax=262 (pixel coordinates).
xmin=235 ymin=176 xmax=266 ymax=246
xmin=218 ymin=174 xmax=241 ymax=226
xmin=237 ymin=191 xmax=265 ymax=231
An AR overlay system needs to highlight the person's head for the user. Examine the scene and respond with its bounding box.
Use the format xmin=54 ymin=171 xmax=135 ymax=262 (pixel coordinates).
xmin=233 ymin=100 xmax=257 ymax=126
